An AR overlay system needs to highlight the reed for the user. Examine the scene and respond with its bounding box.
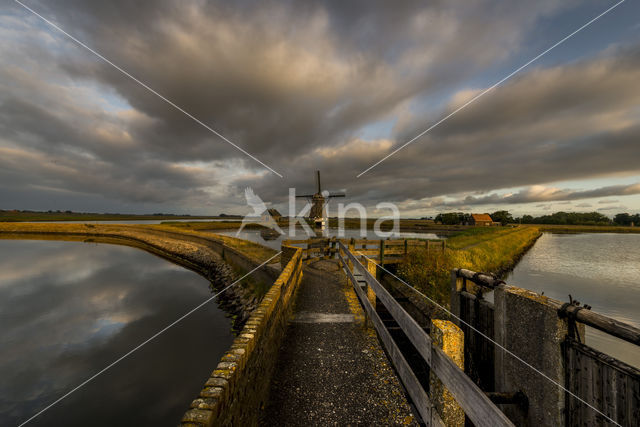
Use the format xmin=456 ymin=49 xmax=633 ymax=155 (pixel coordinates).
xmin=398 ymin=226 xmax=541 ymax=308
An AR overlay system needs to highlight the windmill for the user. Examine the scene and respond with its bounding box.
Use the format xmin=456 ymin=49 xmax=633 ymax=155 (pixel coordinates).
xmin=296 ymin=170 xmax=345 ymax=230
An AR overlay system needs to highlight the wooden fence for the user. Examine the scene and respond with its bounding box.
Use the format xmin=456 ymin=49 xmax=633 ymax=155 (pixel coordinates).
xmin=451 ymin=269 xmax=499 ymax=394
xmin=282 ymin=237 xmax=445 ymax=264
xmin=338 ymin=241 xmax=513 ymax=427
xmin=560 ymin=304 xmax=640 ymax=426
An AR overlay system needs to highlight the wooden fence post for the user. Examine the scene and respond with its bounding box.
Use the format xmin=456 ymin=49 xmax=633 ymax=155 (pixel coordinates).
xmin=365 ymin=258 xmax=377 ymax=328
xmin=404 ymin=239 xmax=408 ymax=257
xmin=450 ymin=270 xmax=464 ymax=326
xmin=379 ymin=239 xmax=385 ymax=265
xmin=347 ymin=238 xmax=355 ymax=270
xmin=430 ymin=319 xmax=465 ymax=426
xmin=426 ymin=240 xmax=431 ymax=254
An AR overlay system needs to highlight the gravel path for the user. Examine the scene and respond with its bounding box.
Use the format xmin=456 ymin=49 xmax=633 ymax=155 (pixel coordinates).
xmin=261 ymin=260 xmax=418 ymax=426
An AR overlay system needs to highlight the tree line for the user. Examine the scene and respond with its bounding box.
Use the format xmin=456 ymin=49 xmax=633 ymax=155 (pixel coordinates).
xmin=435 ymin=210 xmax=639 ymax=226
xmin=434 ymin=210 xmax=514 ymax=226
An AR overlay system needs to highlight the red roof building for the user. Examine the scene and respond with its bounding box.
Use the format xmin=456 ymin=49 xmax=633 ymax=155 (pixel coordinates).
xmin=471 ymin=213 xmax=493 ymax=226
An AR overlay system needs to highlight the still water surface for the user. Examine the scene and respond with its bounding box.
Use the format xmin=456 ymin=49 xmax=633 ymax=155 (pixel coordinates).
xmin=504 ymin=233 xmax=640 ymax=368
xmin=0 ymin=240 xmax=233 ymax=426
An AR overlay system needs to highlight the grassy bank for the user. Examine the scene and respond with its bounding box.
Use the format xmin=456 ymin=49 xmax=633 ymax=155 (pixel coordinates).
xmin=536 ymin=224 xmax=640 ymax=234
xmin=0 ymin=211 xmax=228 ymax=222
xmin=152 ymin=224 xmax=277 ymax=261
xmin=397 ymin=226 xmax=541 ymax=308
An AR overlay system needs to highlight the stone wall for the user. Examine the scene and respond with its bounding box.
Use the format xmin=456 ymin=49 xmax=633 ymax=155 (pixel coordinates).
xmin=181 ymin=246 xmax=304 ymax=426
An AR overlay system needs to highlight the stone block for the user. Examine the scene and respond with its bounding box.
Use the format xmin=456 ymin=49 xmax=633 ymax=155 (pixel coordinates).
xmin=430 ymin=319 xmax=465 ymax=426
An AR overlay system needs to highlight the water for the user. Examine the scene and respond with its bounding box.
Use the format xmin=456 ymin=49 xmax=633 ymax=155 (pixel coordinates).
xmin=219 ymin=228 xmax=443 ymax=250
xmin=504 ymin=233 xmax=640 ymax=368
xmin=0 ymin=240 xmax=234 ymax=426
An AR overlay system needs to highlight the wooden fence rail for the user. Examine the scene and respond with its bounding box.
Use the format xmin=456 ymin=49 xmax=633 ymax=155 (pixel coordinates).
xmin=281 ymin=237 xmax=445 ymax=264
xmin=338 ymin=241 xmax=513 ymax=427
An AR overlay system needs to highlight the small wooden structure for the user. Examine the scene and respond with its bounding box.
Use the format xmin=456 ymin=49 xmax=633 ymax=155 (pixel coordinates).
xmin=471 ymin=214 xmax=493 ymax=226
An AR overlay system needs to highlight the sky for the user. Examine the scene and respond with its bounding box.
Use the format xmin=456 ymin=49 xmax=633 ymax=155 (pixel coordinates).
xmin=1 ymin=0 xmax=639 ymax=218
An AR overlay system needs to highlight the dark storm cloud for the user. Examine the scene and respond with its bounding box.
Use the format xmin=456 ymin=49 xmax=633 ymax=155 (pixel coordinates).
xmin=1 ymin=0 xmax=637 ymax=212
xmin=454 ymin=183 xmax=640 ymax=206
xmin=265 ymin=43 xmax=640 ymax=208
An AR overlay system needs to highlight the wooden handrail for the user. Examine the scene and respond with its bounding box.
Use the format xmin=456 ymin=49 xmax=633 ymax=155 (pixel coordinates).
xmin=456 ymin=267 xmax=640 ymax=346
xmin=339 ymin=242 xmax=514 ymax=427
xmin=559 ymin=303 xmax=640 ymax=346
xmin=454 ymin=268 xmax=503 ymax=289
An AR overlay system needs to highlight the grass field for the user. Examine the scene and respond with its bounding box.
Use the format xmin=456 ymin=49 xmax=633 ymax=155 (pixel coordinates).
xmin=397 ymin=226 xmax=542 ymax=307
xmin=0 ymin=210 xmax=230 ymax=222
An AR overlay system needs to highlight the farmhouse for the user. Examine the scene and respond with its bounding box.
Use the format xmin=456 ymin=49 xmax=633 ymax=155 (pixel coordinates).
xmin=471 ymin=213 xmax=493 ymax=226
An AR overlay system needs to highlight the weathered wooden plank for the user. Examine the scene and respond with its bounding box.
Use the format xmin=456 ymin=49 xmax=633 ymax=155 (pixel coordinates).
xmin=383 ymin=239 xmax=407 ymax=246
xmin=630 ymin=370 xmax=640 ymax=426
xmin=455 ymin=268 xmax=502 ymax=289
xmin=478 ymin=298 xmax=495 ymax=391
xmin=565 ymin=338 xmax=639 ymax=426
xmin=563 ymin=305 xmax=640 ymax=346
xmin=342 ymin=255 xmax=444 ymax=427
xmin=340 ymin=242 xmax=433 ymax=366
xmin=381 ymin=248 xmax=406 ymax=255
xmin=340 ymin=242 xmax=513 ymax=427
xmin=616 ymin=369 xmax=627 ymax=425
xmin=430 ymin=346 xmax=514 ymax=427
xmin=354 ymin=248 xmax=379 ymax=256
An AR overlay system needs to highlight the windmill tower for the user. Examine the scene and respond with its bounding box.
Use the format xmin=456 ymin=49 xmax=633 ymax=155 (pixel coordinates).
xmin=296 ymin=170 xmax=345 ymax=230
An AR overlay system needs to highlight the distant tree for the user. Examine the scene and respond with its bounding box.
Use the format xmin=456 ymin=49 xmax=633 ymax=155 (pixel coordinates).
xmin=491 ymin=210 xmax=514 ymax=226
xmin=521 ymin=211 xmax=611 ymax=225
xmin=614 ymin=213 xmax=632 ymax=226
xmin=436 ymin=212 xmax=467 ymax=225
xmin=521 ymin=214 xmax=534 ymax=224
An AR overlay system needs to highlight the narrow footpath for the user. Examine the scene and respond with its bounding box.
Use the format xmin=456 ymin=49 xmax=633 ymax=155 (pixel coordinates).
xmin=261 ymin=259 xmax=417 ymax=425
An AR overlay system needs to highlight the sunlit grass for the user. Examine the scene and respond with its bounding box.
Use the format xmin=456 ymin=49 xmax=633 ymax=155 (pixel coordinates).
xmin=398 ymin=226 xmax=541 ymax=308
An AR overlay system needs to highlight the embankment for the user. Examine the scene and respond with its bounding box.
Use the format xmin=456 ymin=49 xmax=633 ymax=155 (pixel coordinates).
xmin=182 ymin=245 xmax=304 ymax=426
xmin=1 ymin=223 xmax=309 ymax=425
xmin=397 ymin=226 xmax=542 ymax=308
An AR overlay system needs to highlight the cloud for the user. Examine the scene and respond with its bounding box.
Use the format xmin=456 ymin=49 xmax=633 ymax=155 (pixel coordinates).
xmin=598 ymin=205 xmax=628 ymax=211
xmin=456 ymin=183 xmax=640 ymax=206
xmin=1 ymin=0 xmax=639 ymax=214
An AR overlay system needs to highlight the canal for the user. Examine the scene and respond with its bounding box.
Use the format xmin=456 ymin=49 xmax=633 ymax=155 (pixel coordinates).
xmin=0 ymin=239 xmax=234 ymax=426
xmin=504 ymin=232 xmax=640 ymax=369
